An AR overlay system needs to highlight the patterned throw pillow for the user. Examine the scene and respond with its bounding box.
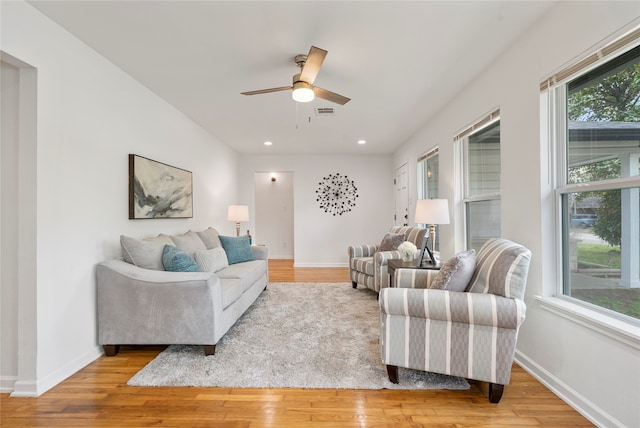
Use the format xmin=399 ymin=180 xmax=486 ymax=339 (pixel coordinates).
xmin=194 ymin=247 xmax=229 ymax=272
xmin=161 ymin=245 xmax=200 ymax=272
xmin=378 ymin=233 xmax=405 ymax=251
xmin=219 ymin=235 xmax=254 ymax=265
xmin=429 ymin=249 xmax=476 ymax=292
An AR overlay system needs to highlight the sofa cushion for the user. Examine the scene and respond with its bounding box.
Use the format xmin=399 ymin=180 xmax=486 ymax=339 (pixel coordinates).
xmin=121 ymin=234 xmax=175 ymax=270
xmin=197 ymin=227 xmax=222 ymax=249
xmin=379 ymin=233 xmax=405 ymax=251
xmin=215 ymin=260 xmax=266 ymax=292
xmin=219 ymin=278 xmax=245 ymax=309
xmin=168 ymin=231 xmax=207 ymax=257
xmin=162 ymin=245 xmax=200 ymax=272
xmin=430 ymin=249 xmax=476 ymax=292
xmin=219 ymin=235 xmax=254 ymax=264
xmin=194 ymin=247 xmax=229 ymax=272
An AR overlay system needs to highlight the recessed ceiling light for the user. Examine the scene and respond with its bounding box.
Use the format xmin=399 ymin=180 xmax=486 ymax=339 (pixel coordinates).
xmin=357 ymin=140 xmax=366 ymax=145
xmin=264 ymin=141 xmax=272 ymax=146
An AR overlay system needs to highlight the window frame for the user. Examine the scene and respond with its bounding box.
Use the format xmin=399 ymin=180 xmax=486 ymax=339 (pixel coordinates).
xmin=458 ymin=113 xmax=501 ymax=251
xmin=417 ymin=147 xmax=441 ymax=250
xmin=543 ymin=26 xmax=640 ymax=336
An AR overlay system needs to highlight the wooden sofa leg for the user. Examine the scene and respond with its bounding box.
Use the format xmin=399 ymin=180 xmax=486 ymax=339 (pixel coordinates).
xmin=103 ymin=345 xmax=119 ymax=357
xmin=352 ymin=281 xmax=357 ymax=288
xmin=386 ymin=365 xmax=399 ymax=384
xmin=203 ymin=345 xmax=216 ymax=356
xmin=488 ymin=383 xmax=504 ymax=403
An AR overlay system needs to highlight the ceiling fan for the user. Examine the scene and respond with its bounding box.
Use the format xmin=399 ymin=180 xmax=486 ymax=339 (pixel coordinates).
xmin=241 ymin=46 xmax=350 ymax=105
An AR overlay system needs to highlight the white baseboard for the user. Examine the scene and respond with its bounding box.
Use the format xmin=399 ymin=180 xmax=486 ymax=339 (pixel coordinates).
xmin=292 ymin=262 xmax=348 ymax=268
xmin=0 ymin=375 xmax=18 ymax=393
xmin=514 ymin=350 xmax=625 ymax=428
xmin=9 ymin=345 xmax=103 ymax=397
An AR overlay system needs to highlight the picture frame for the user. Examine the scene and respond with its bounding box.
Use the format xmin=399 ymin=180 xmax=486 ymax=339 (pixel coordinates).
xmin=128 ymin=154 xmax=193 ymax=219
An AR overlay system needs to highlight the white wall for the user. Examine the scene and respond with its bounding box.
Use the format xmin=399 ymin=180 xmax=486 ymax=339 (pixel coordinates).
xmin=393 ymin=2 xmax=640 ymax=427
xmin=1 ymin=1 xmax=240 ymax=396
xmin=254 ymin=171 xmax=294 ymax=258
xmin=1 ymin=60 xmax=20 ymax=391
xmin=240 ymin=155 xmax=394 ymax=267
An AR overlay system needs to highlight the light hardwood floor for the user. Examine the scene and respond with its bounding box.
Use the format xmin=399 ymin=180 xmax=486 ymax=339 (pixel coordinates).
xmin=1 ymin=260 xmax=594 ymax=427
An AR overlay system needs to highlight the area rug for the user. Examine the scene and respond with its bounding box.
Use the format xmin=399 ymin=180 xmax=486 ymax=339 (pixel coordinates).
xmin=128 ymin=282 xmax=469 ymax=390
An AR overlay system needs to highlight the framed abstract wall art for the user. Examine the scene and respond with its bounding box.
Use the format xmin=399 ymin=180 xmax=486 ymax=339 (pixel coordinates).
xmin=128 ymin=154 xmax=193 ymax=219
xmin=315 ymin=172 xmax=358 ymax=216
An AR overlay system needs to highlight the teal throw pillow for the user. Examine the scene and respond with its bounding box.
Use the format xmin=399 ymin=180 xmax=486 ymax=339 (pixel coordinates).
xmin=162 ymin=245 xmax=200 ymax=272
xmin=219 ymin=235 xmax=254 ymax=265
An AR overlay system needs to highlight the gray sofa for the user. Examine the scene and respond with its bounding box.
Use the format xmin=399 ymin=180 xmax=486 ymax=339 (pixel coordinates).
xmin=96 ymin=227 xmax=268 ymax=356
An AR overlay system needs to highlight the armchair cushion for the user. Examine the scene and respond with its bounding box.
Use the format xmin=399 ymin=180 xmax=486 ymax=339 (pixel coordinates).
xmin=378 ymin=233 xmax=405 ymax=251
xmin=430 ymin=249 xmax=476 ymax=292
xmin=467 ymin=239 xmax=531 ymax=299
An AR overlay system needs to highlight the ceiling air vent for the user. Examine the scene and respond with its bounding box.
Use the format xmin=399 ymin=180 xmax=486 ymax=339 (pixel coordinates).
xmin=315 ymin=107 xmax=335 ymax=116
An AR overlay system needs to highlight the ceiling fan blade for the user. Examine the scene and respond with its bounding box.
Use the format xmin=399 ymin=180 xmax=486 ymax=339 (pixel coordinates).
xmin=314 ymin=87 xmax=351 ymax=105
xmin=299 ymin=46 xmax=327 ymax=84
xmin=241 ymin=86 xmax=292 ymax=96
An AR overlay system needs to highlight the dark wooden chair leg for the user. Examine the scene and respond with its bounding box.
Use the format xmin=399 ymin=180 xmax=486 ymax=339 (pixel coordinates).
xmin=386 ymin=365 xmax=399 ymax=384
xmin=488 ymin=383 xmax=504 ymax=403
xmin=352 ymin=281 xmax=357 ymax=288
xmin=203 ymin=345 xmax=216 ymax=356
xmin=103 ymin=345 xmax=119 ymax=356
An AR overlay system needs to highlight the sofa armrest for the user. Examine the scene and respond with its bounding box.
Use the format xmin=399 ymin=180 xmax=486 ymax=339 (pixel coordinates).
xmin=348 ymin=244 xmax=378 ymax=258
xmin=394 ymin=268 xmax=440 ymax=289
xmin=251 ymin=245 xmax=268 ymax=261
xmin=96 ymin=260 xmax=224 ymax=346
xmin=379 ymin=287 xmax=526 ymax=329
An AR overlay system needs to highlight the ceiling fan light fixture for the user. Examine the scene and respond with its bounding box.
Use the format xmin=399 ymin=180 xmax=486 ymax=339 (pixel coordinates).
xmin=292 ymin=81 xmax=314 ymax=103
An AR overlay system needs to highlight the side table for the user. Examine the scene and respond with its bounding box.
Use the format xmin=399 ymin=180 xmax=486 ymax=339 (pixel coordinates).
xmin=387 ymin=259 xmax=441 ymax=288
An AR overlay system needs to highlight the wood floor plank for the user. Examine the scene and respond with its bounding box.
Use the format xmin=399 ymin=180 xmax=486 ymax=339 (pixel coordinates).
xmin=0 ymin=260 xmax=594 ymax=427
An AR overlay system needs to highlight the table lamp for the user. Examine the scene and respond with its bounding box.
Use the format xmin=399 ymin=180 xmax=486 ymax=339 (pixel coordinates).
xmin=414 ymin=199 xmax=450 ymax=266
xmin=227 ymin=205 xmax=249 ymax=237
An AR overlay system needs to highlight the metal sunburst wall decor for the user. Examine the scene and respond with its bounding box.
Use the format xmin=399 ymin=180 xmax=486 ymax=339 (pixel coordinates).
xmin=315 ymin=173 xmax=358 ymax=216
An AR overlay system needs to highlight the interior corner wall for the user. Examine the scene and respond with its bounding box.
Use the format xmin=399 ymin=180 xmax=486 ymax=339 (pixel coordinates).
xmin=239 ymin=155 xmax=394 ymax=267
xmin=392 ymin=2 xmax=640 ymax=427
xmin=1 ymin=0 xmax=241 ymax=396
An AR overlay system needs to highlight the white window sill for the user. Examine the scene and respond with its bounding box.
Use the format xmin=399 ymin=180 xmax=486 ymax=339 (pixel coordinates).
xmin=535 ymin=296 xmax=640 ymax=350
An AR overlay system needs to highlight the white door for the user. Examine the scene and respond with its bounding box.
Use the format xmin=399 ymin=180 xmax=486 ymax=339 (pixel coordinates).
xmin=394 ymin=164 xmax=409 ymax=226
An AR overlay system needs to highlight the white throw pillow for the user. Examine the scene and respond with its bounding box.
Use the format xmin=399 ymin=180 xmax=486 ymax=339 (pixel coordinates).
xmin=194 ymin=247 xmax=229 ymax=273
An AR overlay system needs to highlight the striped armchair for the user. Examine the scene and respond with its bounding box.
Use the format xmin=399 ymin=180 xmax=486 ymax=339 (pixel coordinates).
xmin=348 ymin=226 xmax=427 ymax=293
xmin=379 ymin=238 xmax=531 ymax=403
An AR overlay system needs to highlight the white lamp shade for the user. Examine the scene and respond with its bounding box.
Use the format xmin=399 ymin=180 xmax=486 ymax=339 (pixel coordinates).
xmin=227 ymin=205 xmax=249 ymax=222
xmin=414 ymin=199 xmax=450 ymax=225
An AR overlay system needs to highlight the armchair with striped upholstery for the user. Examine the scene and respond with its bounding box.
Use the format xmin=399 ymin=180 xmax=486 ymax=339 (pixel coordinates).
xmin=348 ymin=226 xmax=427 ymax=293
xmin=379 ymin=238 xmax=531 ymax=403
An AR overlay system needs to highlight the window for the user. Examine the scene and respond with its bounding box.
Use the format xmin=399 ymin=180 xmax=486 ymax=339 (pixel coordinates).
xmin=551 ymin=43 xmax=640 ymax=321
xmin=418 ymin=148 xmax=439 ymax=200
xmin=457 ymin=112 xmax=501 ymax=252
xmin=418 ymin=148 xmax=440 ymax=249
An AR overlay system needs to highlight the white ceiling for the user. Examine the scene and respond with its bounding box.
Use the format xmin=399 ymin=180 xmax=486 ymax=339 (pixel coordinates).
xmin=27 ymin=1 xmax=556 ymax=155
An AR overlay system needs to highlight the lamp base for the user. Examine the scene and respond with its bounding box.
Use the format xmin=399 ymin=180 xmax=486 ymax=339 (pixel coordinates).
xmin=419 ymin=237 xmax=438 ymax=267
